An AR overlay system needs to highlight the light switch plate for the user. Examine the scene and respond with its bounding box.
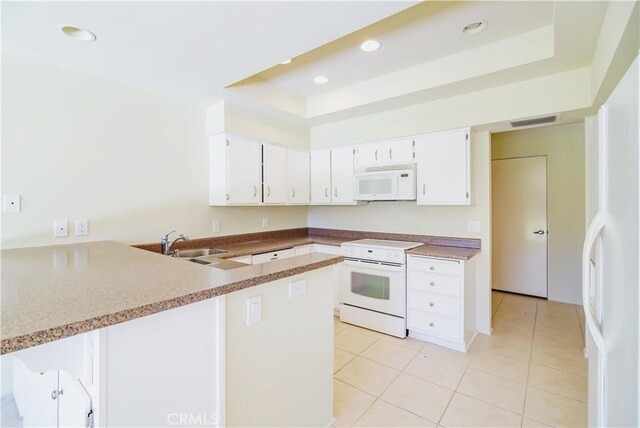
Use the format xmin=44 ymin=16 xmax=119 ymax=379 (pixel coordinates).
xmin=467 ymin=220 xmax=481 ymax=233
xmin=54 ymin=220 xmax=68 ymax=238
xmin=3 ymin=194 xmax=20 ymax=213
xmin=246 ymin=295 xmax=262 ymax=326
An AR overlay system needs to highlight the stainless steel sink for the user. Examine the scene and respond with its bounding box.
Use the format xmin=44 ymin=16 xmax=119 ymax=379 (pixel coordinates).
xmin=173 ymin=248 xmax=228 ymax=258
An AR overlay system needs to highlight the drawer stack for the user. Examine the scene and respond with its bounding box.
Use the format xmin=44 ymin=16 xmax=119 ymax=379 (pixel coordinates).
xmin=406 ymin=255 xmax=477 ymax=352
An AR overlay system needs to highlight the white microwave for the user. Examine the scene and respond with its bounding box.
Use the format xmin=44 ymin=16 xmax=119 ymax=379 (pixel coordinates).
xmin=354 ymin=165 xmax=416 ymax=201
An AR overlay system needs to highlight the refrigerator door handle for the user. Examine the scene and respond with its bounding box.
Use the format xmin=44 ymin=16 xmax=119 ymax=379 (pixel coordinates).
xmin=582 ymin=212 xmax=607 ymax=353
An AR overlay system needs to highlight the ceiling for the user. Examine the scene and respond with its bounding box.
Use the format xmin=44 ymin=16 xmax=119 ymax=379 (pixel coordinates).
xmin=2 ymin=1 xmax=608 ymax=125
xmin=2 ymin=1 xmax=416 ymax=105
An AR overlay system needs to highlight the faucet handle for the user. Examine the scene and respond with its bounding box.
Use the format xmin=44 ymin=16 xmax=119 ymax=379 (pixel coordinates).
xmin=178 ymin=234 xmax=189 ymax=240
xmin=162 ymin=230 xmax=176 ymax=241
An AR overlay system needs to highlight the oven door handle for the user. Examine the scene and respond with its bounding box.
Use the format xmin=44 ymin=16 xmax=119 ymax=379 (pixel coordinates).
xmin=341 ymin=259 xmax=405 ymax=272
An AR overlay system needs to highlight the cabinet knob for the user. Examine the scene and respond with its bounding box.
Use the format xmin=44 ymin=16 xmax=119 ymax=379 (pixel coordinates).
xmin=429 ymin=302 xmax=434 ymax=307
xmin=253 ymin=186 xmax=257 ymax=197
xmin=226 ymin=194 xmax=230 ymax=201
xmin=292 ymin=187 xmax=296 ymax=198
xmin=429 ymin=266 xmax=435 ymax=271
xmin=335 ymin=187 xmax=338 ymax=197
xmin=423 ymin=183 xmax=426 ymax=195
xmin=267 ymin=185 xmax=271 ymax=197
xmin=375 ymin=150 xmax=378 ymax=161
xmin=429 ymin=322 xmax=434 ymax=327
xmin=429 ymin=282 xmax=435 ymax=286
xmin=325 ymin=187 xmax=329 ymax=198
xmin=389 ymin=148 xmax=392 ymax=159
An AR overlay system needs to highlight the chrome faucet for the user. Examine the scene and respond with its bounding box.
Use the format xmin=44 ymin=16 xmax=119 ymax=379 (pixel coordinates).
xmin=161 ymin=230 xmax=190 ymax=256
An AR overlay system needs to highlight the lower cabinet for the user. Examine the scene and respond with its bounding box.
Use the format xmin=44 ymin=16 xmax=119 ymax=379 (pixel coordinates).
xmin=406 ymin=255 xmax=477 ymax=352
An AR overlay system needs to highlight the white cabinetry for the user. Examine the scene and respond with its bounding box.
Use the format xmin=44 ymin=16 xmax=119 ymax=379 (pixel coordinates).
xmin=355 ymin=138 xmax=415 ymax=168
xmin=210 ymin=134 xmax=262 ymax=205
xmin=415 ymin=128 xmax=470 ymax=205
xmin=310 ymin=149 xmax=332 ymax=204
xmin=263 ymin=143 xmax=288 ymax=204
xmin=406 ymin=255 xmax=477 ymax=351
xmin=310 ymin=148 xmax=357 ymax=205
xmin=331 ymin=146 xmax=356 ymax=204
xmin=288 ymin=149 xmax=310 ymax=204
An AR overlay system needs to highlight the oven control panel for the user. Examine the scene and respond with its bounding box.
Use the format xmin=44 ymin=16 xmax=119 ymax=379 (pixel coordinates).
xmin=342 ymin=246 xmax=407 ymax=264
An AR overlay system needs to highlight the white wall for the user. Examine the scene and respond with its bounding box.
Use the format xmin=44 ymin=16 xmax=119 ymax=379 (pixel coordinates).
xmin=492 ymin=123 xmax=586 ymax=304
xmin=1 ymin=56 xmax=308 ymax=248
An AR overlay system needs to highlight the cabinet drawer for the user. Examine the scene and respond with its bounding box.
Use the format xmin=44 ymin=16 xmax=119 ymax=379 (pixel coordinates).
xmin=407 ymin=271 xmax=461 ymax=297
xmin=407 ymin=310 xmax=460 ymax=340
xmin=407 ymin=256 xmax=460 ymax=276
xmin=408 ymin=290 xmax=461 ymax=318
xmin=251 ymin=248 xmax=294 ymax=264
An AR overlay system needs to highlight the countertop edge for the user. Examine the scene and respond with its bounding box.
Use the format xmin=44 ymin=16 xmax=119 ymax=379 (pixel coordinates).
xmin=1 ymin=255 xmax=343 ymax=355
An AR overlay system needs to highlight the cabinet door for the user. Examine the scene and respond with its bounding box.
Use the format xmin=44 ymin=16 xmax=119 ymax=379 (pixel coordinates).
xmin=382 ymin=138 xmax=415 ymax=165
xmin=310 ymin=150 xmax=332 ymax=204
xmin=354 ymin=143 xmax=382 ymax=168
xmin=331 ymin=146 xmax=356 ymax=204
xmin=227 ymin=136 xmax=262 ymax=204
xmin=263 ymin=144 xmax=288 ymax=204
xmin=288 ymin=150 xmax=310 ymax=204
xmin=415 ymin=129 xmax=470 ymax=205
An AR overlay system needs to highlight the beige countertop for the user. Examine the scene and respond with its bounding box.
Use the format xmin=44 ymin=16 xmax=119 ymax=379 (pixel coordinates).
xmin=407 ymin=244 xmax=481 ymax=260
xmin=1 ymin=241 xmax=342 ymax=354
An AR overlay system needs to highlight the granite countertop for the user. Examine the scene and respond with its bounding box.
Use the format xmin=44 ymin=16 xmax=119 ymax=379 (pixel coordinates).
xmin=407 ymin=245 xmax=480 ymax=260
xmin=1 ymin=241 xmax=342 ymax=354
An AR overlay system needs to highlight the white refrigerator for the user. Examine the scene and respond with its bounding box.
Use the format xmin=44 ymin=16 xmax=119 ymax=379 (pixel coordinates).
xmin=583 ymin=55 xmax=639 ymax=427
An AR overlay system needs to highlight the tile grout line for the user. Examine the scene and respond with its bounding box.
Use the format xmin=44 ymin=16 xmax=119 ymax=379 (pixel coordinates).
xmin=520 ymin=299 xmax=540 ymax=427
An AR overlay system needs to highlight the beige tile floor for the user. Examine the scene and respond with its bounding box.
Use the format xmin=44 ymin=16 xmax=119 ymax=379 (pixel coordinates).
xmin=333 ymin=291 xmax=588 ymax=428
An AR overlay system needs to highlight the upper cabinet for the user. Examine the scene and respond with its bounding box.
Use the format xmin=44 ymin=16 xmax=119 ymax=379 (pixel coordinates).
xmin=210 ymin=134 xmax=262 ymax=205
xmin=354 ymin=138 xmax=415 ymax=168
xmin=263 ymin=144 xmax=288 ymax=204
xmin=310 ymin=149 xmax=332 ymax=204
xmin=330 ymin=146 xmax=357 ymax=205
xmin=415 ymin=128 xmax=471 ymax=205
xmin=210 ymin=134 xmax=309 ymax=206
xmin=288 ymin=149 xmax=310 ymax=204
xmin=310 ymin=147 xmax=358 ymax=205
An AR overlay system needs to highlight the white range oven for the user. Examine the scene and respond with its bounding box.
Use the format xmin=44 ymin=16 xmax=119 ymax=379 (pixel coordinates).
xmin=340 ymin=239 xmax=422 ymax=337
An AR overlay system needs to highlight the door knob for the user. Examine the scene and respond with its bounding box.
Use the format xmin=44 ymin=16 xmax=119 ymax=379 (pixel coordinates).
xmin=533 ymin=230 xmax=546 ymax=235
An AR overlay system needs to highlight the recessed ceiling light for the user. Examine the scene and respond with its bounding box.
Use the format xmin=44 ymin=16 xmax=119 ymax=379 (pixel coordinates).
xmin=462 ymin=20 xmax=487 ymax=36
xmin=360 ymin=40 xmax=380 ymax=52
xmin=280 ymin=59 xmax=292 ymax=65
xmin=313 ymin=75 xmax=329 ymax=84
xmin=60 ymin=25 xmax=96 ymax=42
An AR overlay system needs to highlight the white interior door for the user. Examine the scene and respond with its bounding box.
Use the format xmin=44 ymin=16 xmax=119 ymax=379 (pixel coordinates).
xmin=492 ymin=156 xmax=548 ymax=297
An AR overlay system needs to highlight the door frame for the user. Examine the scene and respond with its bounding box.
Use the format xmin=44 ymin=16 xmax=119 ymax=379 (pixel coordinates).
xmin=491 ymin=154 xmax=549 ymax=298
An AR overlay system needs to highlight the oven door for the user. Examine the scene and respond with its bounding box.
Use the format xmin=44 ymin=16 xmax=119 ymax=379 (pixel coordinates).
xmin=339 ymin=259 xmax=406 ymax=317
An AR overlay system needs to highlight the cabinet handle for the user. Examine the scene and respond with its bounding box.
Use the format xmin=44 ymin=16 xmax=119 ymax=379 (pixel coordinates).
xmin=389 ymin=148 xmax=392 ymax=159
xmin=267 ymin=185 xmax=271 ymax=197
xmin=375 ymin=150 xmax=378 ymax=161
xmin=226 ymin=194 xmax=230 ymax=201
xmin=253 ymin=186 xmax=257 ymax=197
xmin=335 ymin=187 xmax=338 ymax=197
xmin=429 ymin=302 xmax=434 ymax=307
xmin=429 ymin=322 xmax=434 ymax=327
xmin=429 ymin=281 xmax=435 ymax=287
xmin=325 ymin=187 xmax=329 ymax=198
xmin=292 ymin=187 xmax=296 ymax=198
xmin=423 ymin=183 xmax=426 ymax=195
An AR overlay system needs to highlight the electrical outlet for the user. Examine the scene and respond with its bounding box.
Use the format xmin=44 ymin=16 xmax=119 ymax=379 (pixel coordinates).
xmin=212 ymin=220 xmax=220 ymax=233
xmin=289 ymin=279 xmax=306 ymax=298
xmin=262 ymin=217 xmax=269 ymax=228
xmin=75 ymin=219 xmax=88 ymax=236
xmin=467 ymin=220 xmax=481 ymax=233
xmin=3 ymin=194 xmax=20 ymax=213
xmin=54 ymin=220 xmax=68 ymax=238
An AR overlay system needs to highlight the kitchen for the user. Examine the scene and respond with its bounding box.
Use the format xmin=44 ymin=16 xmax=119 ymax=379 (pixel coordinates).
xmin=1 ymin=1 xmax=638 ymax=427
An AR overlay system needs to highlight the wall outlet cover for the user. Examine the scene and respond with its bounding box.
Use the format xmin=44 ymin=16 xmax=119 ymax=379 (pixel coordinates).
xmin=246 ymin=295 xmax=262 ymax=326
xmin=262 ymin=217 xmax=269 ymax=228
xmin=467 ymin=220 xmax=481 ymax=233
xmin=289 ymin=279 xmax=307 ymax=298
xmin=212 ymin=220 xmax=220 ymax=233
xmin=75 ymin=219 xmax=88 ymax=236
